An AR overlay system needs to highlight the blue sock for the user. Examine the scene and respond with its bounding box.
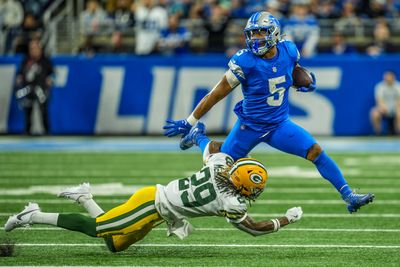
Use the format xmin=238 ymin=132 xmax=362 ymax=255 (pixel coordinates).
xmin=196 ymin=135 xmax=210 ymax=154
xmin=313 ymin=151 xmax=352 ymax=198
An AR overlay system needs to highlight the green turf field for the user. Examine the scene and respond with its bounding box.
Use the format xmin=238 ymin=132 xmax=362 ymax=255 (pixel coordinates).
xmin=0 ymin=151 xmax=399 ymax=266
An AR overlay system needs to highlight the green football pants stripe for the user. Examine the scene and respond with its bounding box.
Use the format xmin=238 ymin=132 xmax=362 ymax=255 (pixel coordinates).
xmin=97 ymin=200 xmax=155 ymax=226
xmin=96 ymin=208 xmax=158 ymax=234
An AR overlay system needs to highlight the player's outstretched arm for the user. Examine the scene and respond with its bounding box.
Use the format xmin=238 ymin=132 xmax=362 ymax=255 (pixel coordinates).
xmin=190 ymin=75 xmax=235 ymax=122
xmin=163 ymin=75 xmax=235 ymax=137
xmin=232 ymin=207 xmax=303 ymax=236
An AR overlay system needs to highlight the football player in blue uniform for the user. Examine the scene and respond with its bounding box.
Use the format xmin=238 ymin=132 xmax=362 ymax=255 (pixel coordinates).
xmin=163 ymin=11 xmax=374 ymax=213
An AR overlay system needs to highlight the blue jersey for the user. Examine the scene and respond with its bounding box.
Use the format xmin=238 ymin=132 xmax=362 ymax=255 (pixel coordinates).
xmin=228 ymin=40 xmax=300 ymax=132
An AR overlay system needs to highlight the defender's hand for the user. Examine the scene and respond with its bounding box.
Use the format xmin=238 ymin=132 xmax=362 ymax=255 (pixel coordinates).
xmin=296 ymin=72 xmax=316 ymax=92
xmin=163 ymin=119 xmax=192 ymax=137
xmin=285 ymin=207 xmax=303 ymax=223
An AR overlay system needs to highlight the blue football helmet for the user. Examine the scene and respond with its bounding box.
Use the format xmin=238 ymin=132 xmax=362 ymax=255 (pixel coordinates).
xmin=244 ymin=12 xmax=281 ymax=56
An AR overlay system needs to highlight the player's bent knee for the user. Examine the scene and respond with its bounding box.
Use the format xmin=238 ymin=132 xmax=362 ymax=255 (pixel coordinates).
xmin=104 ymin=235 xmax=133 ymax=253
xmin=209 ymin=141 xmax=222 ymax=154
xmin=104 ymin=235 xmax=118 ymax=253
xmin=306 ymin=144 xmax=322 ymax=161
xmin=104 ymin=224 xmax=155 ymax=253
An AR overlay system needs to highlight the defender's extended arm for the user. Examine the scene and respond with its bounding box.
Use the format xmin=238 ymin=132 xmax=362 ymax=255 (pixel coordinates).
xmin=232 ymin=207 xmax=303 ymax=236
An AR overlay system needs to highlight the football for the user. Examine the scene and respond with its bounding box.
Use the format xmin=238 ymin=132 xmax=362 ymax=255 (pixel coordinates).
xmin=292 ymin=66 xmax=313 ymax=88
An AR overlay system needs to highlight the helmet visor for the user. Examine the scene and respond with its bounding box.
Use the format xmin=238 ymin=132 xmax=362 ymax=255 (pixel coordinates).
xmin=244 ymin=26 xmax=277 ymax=55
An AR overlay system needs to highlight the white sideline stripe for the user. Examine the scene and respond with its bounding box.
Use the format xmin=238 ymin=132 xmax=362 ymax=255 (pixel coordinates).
xmin=250 ymin=213 xmax=400 ymax=218
xmin=2 ymin=227 xmax=400 ymax=233
xmin=265 ymin=188 xmax=400 ymax=193
xmin=254 ymin=199 xmax=388 ymax=204
xmin=1 ymin=213 xmax=399 ymax=218
xmin=0 ymin=199 xmax=394 ymax=205
xmin=1 ymin=243 xmax=399 ymax=249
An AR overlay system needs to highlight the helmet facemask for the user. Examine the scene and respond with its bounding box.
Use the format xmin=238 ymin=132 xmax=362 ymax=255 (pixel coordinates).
xmin=244 ymin=12 xmax=281 ymax=56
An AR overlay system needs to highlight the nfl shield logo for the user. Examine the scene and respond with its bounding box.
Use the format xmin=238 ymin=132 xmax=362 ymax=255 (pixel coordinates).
xmin=272 ymin=66 xmax=277 ymax=72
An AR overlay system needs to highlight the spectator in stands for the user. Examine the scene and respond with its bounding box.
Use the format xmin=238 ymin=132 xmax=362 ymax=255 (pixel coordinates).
xmin=0 ymin=0 xmax=24 ymax=54
xmin=225 ymin=28 xmax=245 ymax=58
xmin=158 ymin=14 xmax=191 ymax=55
xmin=185 ymin=2 xmax=208 ymax=53
xmin=242 ymin=0 xmax=265 ymax=18
xmin=204 ymin=3 xmax=229 ymax=53
xmin=109 ymin=0 xmax=134 ymax=32
xmin=334 ymin=1 xmax=363 ymax=37
xmin=134 ymin=0 xmax=168 ymax=55
xmin=230 ymin=0 xmax=247 ymax=19
xmin=266 ymin=0 xmax=284 ymax=20
xmin=79 ymin=0 xmax=110 ymax=36
xmin=314 ymin=0 xmax=341 ymax=19
xmin=106 ymin=0 xmax=134 ymax=54
xmin=366 ymin=20 xmax=397 ymax=56
xmin=13 ymin=13 xmax=46 ymax=55
xmin=76 ymin=34 xmax=102 ymax=57
xmin=20 ymin=0 xmax=51 ymax=18
xmin=106 ymin=31 xmax=132 ymax=54
xmin=189 ymin=1 xmax=207 ymax=20
xmin=364 ymin=0 xmax=386 ymax=18
xmin=327 ymin=31 xmax=357 ymax=55
xmin=370 ymin=70 xmax=400 ymax=135
xmin=283 ymin=0 xmax=320 ymax=57
xmin=15 ymin=39 xmax=54 ymax=135
xmin=278 ymin=0 xmax=292 ymax=16
xmin=385 ymin=0 xmax=400 ymax=18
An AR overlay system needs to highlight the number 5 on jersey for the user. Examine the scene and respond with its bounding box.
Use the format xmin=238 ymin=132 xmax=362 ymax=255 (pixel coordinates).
xmin=267 ymin=75 xmax=286 ymax=107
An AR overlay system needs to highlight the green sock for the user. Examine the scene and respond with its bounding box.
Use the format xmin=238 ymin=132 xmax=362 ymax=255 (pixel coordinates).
xmin=57 ymin=214 xmax=97 ymax=237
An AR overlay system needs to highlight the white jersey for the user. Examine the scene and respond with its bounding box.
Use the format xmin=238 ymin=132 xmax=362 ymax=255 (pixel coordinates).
xmin=155 ymin=153 xmax=247 ymax=239
xmin=135 ymin=5 xmax=168 ymax=55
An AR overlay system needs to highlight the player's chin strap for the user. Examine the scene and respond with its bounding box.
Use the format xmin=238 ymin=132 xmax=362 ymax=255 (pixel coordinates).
xmin=232 ymin=219 xmax=280 ymax=237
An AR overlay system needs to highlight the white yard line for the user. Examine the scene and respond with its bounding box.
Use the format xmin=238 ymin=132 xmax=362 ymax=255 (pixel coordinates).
xmin=250 ymin=213 xmax=400 ymax=218
xmin=1 ymin=187 xmax=399 ymax=194
xmin=264 ymin=188 xmax=400 ymax=193
xmin=255 ymin=199 xmax=400 ymax=204
xmin=0 ymin=243 xmax=398 ymax=249
xmin=1 ymin=213 xmax=399 ymax=218
xmin=1 ymin=227 xmax=400 ymax=233
xmin=0 ymin=199 xmax=396 ymax=205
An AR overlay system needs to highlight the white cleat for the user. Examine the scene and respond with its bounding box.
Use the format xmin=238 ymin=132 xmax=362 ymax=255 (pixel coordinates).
xmin=57 ymin=182 xmax=93 ymax=204
xmin=4 ymin=202 xmax=40 ymax=232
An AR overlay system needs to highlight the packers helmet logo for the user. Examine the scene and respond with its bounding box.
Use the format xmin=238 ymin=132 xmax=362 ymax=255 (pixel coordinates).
xmin=250 ymin=173 xmax=263 ymax=184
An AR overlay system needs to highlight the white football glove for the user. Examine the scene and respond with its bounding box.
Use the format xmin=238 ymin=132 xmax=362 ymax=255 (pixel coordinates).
xmin=285 ymin=207 xmax=303 ymax=223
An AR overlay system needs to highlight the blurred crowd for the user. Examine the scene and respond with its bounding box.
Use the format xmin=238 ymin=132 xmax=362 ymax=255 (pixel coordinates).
xmin=1 ymin=0 xmax=400 ymax=57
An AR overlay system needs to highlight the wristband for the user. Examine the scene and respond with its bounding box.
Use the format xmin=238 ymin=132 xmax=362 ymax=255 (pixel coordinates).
xmin=186 ymin=114 xmax=198 ymax=126
xmin=271 ymin=218 xmax=280 ymax=232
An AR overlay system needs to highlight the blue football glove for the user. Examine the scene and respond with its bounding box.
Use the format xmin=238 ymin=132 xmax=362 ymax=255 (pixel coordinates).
xmin=163 ymin=119 xmax=193 ymax=137
xmin=296 ymin=72 xmax=316 ymax=92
